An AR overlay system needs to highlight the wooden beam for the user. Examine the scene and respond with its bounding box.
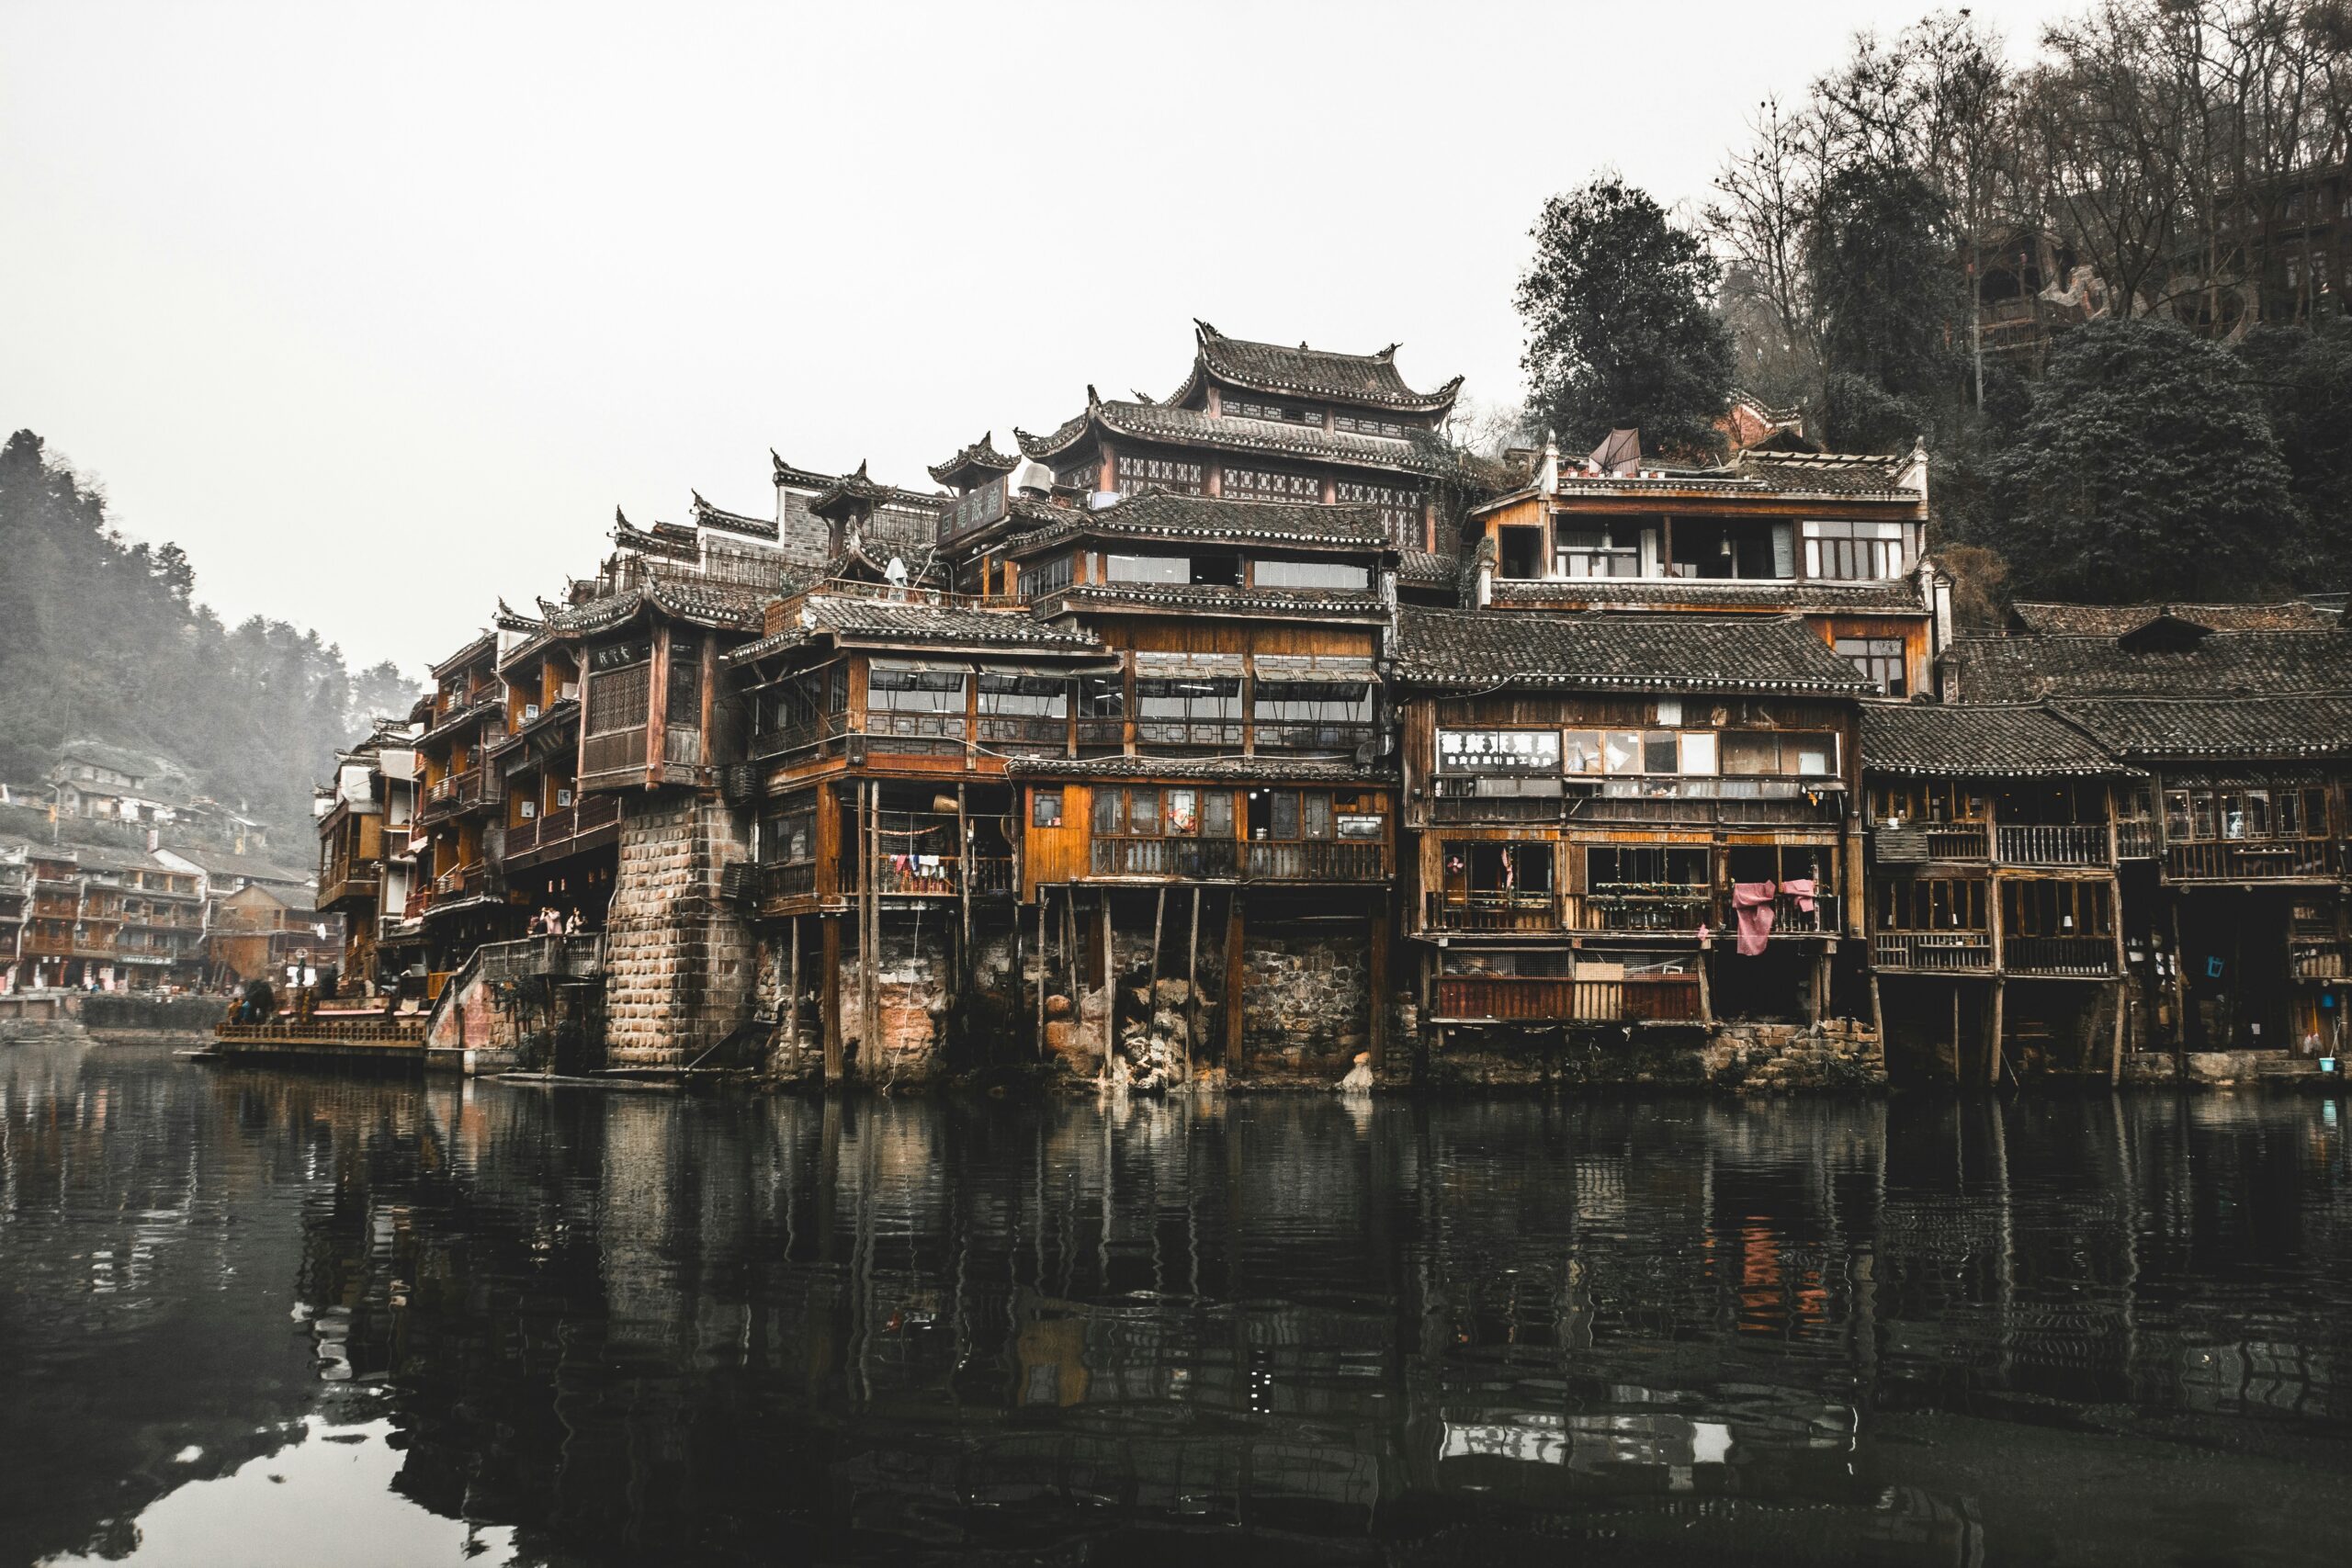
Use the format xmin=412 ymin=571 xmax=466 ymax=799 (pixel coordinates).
xmin=1145 ymin=886 xmax=1166 ymax=1032
xmin=786 ymin=915 xmax=800 ymax=1062
xmin=1099 ymin=893 xmax=1116 ymax=1079
xmin=1035 ymin=888 xmax=1048 ymax=1059
xmin=956 ymin=782 xmax=972 ymax=985
xmin=1368 ymin=892 xmax=1389 ymax=1073
xmin=1988 ymin=978 xmax=2007 ymax=1089
xmin=2109 ymin=978 xmax=2127 ymax=1087
xmin=1184 ymin=886 xmax=1201 ymax=1085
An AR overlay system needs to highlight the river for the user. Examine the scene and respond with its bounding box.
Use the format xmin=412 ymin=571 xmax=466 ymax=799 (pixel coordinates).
xmin=2 ymin=1040 xmax=2347 ymax=1566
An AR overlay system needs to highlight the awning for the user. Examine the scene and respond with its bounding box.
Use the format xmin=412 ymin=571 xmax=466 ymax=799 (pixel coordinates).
xmin=378 ymin=748 xmax=419 ymax=781
xmin=868 ymin=658 xmax=973 ymax=677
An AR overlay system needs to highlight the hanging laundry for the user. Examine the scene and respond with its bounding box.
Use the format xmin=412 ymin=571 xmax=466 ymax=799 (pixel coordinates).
xmin=1732 ymin=881 xmax=1778 ymax=956
xmin=1781 ymin=877 xmax=1816 ymax=914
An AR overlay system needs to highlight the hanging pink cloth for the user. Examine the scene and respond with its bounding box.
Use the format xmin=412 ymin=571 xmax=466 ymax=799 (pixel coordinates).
xmin=1732 ymin=881 xmax=1779 ymax=956
xmin=1780 ymin=877 xmax=1816 ymax=914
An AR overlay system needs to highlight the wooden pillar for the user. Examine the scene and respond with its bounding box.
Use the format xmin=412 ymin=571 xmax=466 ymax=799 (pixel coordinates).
xmin=1145 ymin=886 xmax=1167 ymax=1020
xmin=1035 ymin=889 xmax=1048 ymax=1058
xmin=1696 ymin=948 xmax=1714 ymax=1025
xmin=1869 ymin=971 xmax=1886 ymax=1058
xmin=1099 ymin=893 xmax=1117 ymax=1078
xmin=1223 ymin=891 xmax=1245 ymax=1073
xmin=2109 ymin=978 xmax=2128 ymax=1087
xmin=2168 ymin=897 xmax=2189 ymax=1062
xmin=820 ymin=914 xmax=843 ymax=1083
xmin=785 ymin=914 xmax=800 ymax=1060
xmin=1807 ymin=949 xmax=1826 ymax=1026
xmin=1951 ymin=983 xmax=1962 ymax=1085
xmin=956 ymin=782 xmax=972 ymax=987
xmin=1368 ymin=892 xmax=1390 ymax=1072
xmin=860 ymin=780 xmax=879 ymax=1076
xmin=1184 ymin=886 xmax=1201 ymax=1084
xmin=1987 ymin=978 xmax=2007 ymax=1089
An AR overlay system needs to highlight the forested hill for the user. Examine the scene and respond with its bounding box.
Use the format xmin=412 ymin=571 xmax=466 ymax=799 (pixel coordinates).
xmin=0 ymin=430 xmax=416 ymax=839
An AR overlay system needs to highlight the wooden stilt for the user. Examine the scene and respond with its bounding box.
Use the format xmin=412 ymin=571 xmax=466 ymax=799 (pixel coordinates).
xmin=1183 ymin=886 xmax=1201 ymax=1084
xmin=786 ymin=914 xmax=801 ymax=1060
xmin=821 ymin=914 xmax=842 ymax=1083
xmin=1951 ymin=984 xmax=1962 ymax=1084
xmin=2109 ymin=978 xmax=2128 ymax=1087
xmin=1099 ymin=893 xmax=1117 ymax=1077
xmin=1035 ymin=890 xmax=1048 ymax=1058
xmin=1368 ymin=892 xmax=1389 ymax=1072
xmin=1696 ymin=949 xmax=1713 ymax=1026
xmin=1223 ymin=891 xmax=1245 ymax=1073
xmin=1988 ymin=978 xmax=2007 ymax=1089
xmin=861 ymin=780 xmax=880 ymax=1076
xmin=955 ymin=782 xmax=972 ymax=987
xmin=1869 ymin=971 xmax=1885 ymax=1061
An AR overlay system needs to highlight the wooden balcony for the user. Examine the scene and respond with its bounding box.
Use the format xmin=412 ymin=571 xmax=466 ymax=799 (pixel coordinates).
xmin=1087 ymin=837 xmax=1385 ymax=883
xmin=2165 ymin=839 xmax=2342 ymax=882
xmin=1423 ymin=891 xmax=1564 ymax=933
xmin=427 ymin=864 xmax=502 ymax=906
xmin=420 ymin=768 xmax=496 ymax=822
xmin=318 ymin=862 xmax=380 ymax=909
xmin=2292 ymin=943 xmax=2348 ymax=980
xmin=1433 ymin=973 xmax=1703 ymax=1026
xmin=758 ymin=861 xmax=818 ymax=908
xmin=1996 ymin=824 xmax=2110 ymax=866
xmin=1871 ymin=822 xmax=1989 ymax=863
xmin=1871 ymin=931 xmax=1995 ymax=972
xmin=501 ymin=795 xmax=621 ymax=872
xmin=1574 ymin=886 xmax=1715 ymax=933
xmin=2115 ymin=820 xmax=2155 ymax=859
xmin=2004 ymin=934 xmax=2116 ymax=976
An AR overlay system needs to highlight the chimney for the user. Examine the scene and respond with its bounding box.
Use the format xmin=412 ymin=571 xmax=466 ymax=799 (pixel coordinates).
xmin=1537 ymin=432 xmax=1559 ymax=497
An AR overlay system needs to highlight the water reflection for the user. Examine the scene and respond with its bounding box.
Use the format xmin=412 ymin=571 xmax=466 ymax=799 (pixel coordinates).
xmin=3 ymin=1043 xmax=2349 ymax=1565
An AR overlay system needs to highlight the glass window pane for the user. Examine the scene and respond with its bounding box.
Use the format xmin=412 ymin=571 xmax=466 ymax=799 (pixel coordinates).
xmin=1679 ymin=732 xmax=1718 ymax=774
xmin=1032 ymin=789 xmax=1063 ymax=829
xmin=1303 ymin=794 xmax=1332 ymax=839
xmin=1166 ymin=788 xmax=1198 ymax=835
xmin=1204 ymin=791 xmax=1233 ymax=838
xmin=1272 ymin=791 xmax=1299 ymax=840
xmin=2165 ymin=790 xmax=2193 ymax=841
xmin=2190 ymin=793 xmax=2216 ymax=840
xmin=1644 ymin=732 xmax=1678 ymax=773
xmin=1722 ymin=732 xmax=1777 ymax=773
xmin=1130 ymin=788 xmax=1159 ymax=836
xmin=1564 ymin=731 xmax=1602 ymax=773
xmin=2245 ymin=789 xmax=2271 ymax=838
xmin=1092 ymin=789 xmax=1120 ymax=835
xmin=1603 ymin=731 xmax=1643 ymax=773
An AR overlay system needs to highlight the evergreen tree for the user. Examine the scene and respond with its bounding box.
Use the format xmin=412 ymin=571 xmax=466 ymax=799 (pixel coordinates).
xmin=2236 ymin=319 xmax=2352 ymax=590
xmin=1984 ymin=321 xmax=2303 ymax=602
xmin=1807 ymin=161 xmax=1965 ymax=447
xmin=1517 ymin=176 xmax=1736 ymax=461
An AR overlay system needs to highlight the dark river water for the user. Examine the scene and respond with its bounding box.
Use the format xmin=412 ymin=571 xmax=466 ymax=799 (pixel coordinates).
xmin=4 ymin=1042 xmax=2350 ymax=1567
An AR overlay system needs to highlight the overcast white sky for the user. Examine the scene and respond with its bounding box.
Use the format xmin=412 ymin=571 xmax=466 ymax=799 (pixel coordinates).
xmin=3 ymin=1 xmax=2078 ymax=674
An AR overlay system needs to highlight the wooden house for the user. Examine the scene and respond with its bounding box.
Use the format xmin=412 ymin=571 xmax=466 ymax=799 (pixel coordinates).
xmin=412 ymin=631 xmax=513 ymax=983
xmin=1464 ymin=440 xmax=1945 ymax=700
xmin=1390 ymin=610 xmax=1873 ymax=1043
xmin=724 ymin=585 xmax=1108 ymax=1077
xmin=1014 ymin=321 xmax=1464 ymax=555
xmin=490 ymin=612 xmax=619 ymax=928
xmin=1860 ymin=701 xmax=2137 ymax=1082
xmin=989 ymin=491 xmax=1403 ymax=1077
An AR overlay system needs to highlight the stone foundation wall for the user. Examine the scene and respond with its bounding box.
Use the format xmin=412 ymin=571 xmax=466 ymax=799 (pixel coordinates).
xmin=1239 ymin=922 xmax=1371 ymax=1081
xmin=602 ymin=795 xmax=753 ymax=1067
xmin=1423 ymin=1017 xmax=1883 ymax=1090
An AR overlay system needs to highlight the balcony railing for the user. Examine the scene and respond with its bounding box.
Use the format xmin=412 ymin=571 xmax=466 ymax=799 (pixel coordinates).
xmin=1244 ymin=840 xmax=1385 ymax=881
xmin=500 ymin=795 xmax=619 ymax=869
xmin=2115 ymin=820 xmax=2154 ymax=858
xmin=2004 ymin=934 xmax=2117 ymax=976
xmin=1574 ymin=886 xmax=1715 ymax=933
xmin=1996 ymin=824 xmax=2110 ymax=866
xmin=1772 ymin=890 xmax=1841 ymax=933
xmin=1092 ymin=837 xmax=1240 ymax=879
xmin=1434 ymin=973 xmax=1703 ymax=1025
xmin=581 ymin=728 xmax=648 ymax=781
xmin=2165 ymin=839 xmax=2341 ymax=881
xmin=2292 ymin=943 xmax=2348 ymax=980
xmin=1252 ymin=722 xmax=1378 ymax=755
xmin=1086 ymin=837 xmax=1385 ymax=882
xmin=1872 ymin=931 xmax=1995 ymax=971
xmin=749 ymin=717 xmax=848 ymax=761
xmin=429 ymin=864 xmax=500 ymax=904
xmin=1424 ymin=891 xmax=1565 ymax=933
xmin=759 ymin=862 xmax=818 ymax=904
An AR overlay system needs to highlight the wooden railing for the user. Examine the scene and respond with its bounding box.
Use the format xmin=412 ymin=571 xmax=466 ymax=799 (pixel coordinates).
xmin=1086 ymin=838 xmax=1385 ymax=882
xmin=1252 ymin=722 xmax=1378 ymax=754
xmin=1574 ymin=886 xmax=1715 ymax=933
xmin=502 ymin=795 xmax=619 ymax=867
xmin=1092 ymin=838 xmax=1241 ymax=879
xmin=2292 ymin=943 xmax=2348 ymax=979
xmin=582 ymin=728 xmax=647 ymax=780
xmin=1434 ymin=973 xmax=1703 ymax=1025
xmin=1926 ymin=823 xmax=1990 ymax=860
xmin=1871 ymin=931 xmax=1995 ymax=971
xmin=1772 ymin=891 xmax=1841 ymax=933
xmin=759 ymin=862 xmax=818 ymax=903
xmin=1424 ymin=891 xmax=1565 ymax=932
xmin=430 ymin=864 xmax=499 ymax=903
xmin=2165 ymin=839 xmax=2341 ymax=881
xmin=1996 ymin=824 xmax=2110 ymax=866
xmin=2115 ymin=820 xmax=2154 ymax=858
xmin=2005 ymin=935 xmax=2116 ymax=976
xmin=749 ymin=717 xmax=847 ymax=761
xmin=1244 ymin=840 xmax=1385 ymax=881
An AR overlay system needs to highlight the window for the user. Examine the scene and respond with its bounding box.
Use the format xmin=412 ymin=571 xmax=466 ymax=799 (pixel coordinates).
xmin=1166 ymin=789 xmax=1199 ymax=834
xmin=1334 ymin=481 xmax=1421 ymax=542
xmin=1438 ymin=729 xmax=1561 ymax=773
xmin=761 ymin=807 xmax=815 ymax=864
xmin=978 ymin=672 xmax=1069 ymax=747
xmin=1835 ymin=637 xmax=1907 ymax=695
xmin=1093 ymin=789 xmax=1121 ymax=834
xmin=1303 ymin=794 xmax=1332 ymax=839
xmin=1057 ymin=463 xmax=1097 ymax=492
xmin=1271 ymin=791 xmax=1299 ymax=839
xmin=1094 ymin=786 xmax=1234 ymax=837
xmin=1021 ymin=553 xmax=1075 ymax=598
xmin=1221 ymin=466 xmax=1320 ymax=502
xmin=1499 ymin=526 xmax=1544 ymax=579
xmin=2163 ymin=784 xmax=2326 ymax=840
xmin=584 ymin=662 xmax=649 ymax=736
xmin=1032 ymin=789 xmax=1064 ymax=829
xmin=1136 ymin=673 xmax=1241 ymax=746
xmin=1720 ymin=732 xmax=1837 ymax=776
xmin=1114 ymin=455 xmax=1204 ymax=495
xmin=1255 ymin=679 xmax=1374 ymax=751
xmin=1204 ymin=791 xmax=1234 ymax=839
xmin=1804 ymin=521 xmax=1905 ymax=580
xmin=1078 ymin=673 xmax=1125 ymax=748
xmin=1129 ymin=788 xmax=1161 ymax=835
xmin=1222 ymin=397 xmax=1316 ymax=425
xmin=1333 ymin=412 xmax=1408 ymax=439
xmin=666 ymin=640 xmax=701 ymax=727
xmin=1106 ymin=552 xmax=1238 ymax=587
xmin=867 ymin=664 xmax=967 ymax=739
xmin=1254 ymin=558 xmax=1370 ymax=591
xmin=1679 ymin=732 xmax=1718 ymax=775
xmin=1555 ymin=525 xmax=1641 ymax=579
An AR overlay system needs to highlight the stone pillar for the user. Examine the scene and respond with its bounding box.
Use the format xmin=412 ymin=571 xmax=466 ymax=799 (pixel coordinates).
xmin=599 ymin=792 xmax=754 ymax=1067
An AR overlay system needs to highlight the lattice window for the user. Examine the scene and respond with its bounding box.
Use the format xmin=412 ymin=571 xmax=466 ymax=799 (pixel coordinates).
xmin=1221 ymin=396 xmax=1316 ymax=425
xmin=1333 ymin=412 xmax=1408 ymax=439
xmin=1220 ymin=466 xmax=1320 ymax=503
xmin=1334 ymin=480 xmax=1420 ymax=541
xmin=584 ymin=664 xmax=649 ymax=736
xmin=1114 ymin=455 xmax=1204 ymax=495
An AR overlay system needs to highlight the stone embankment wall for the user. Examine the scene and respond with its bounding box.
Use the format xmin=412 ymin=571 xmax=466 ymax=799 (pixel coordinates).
xmin=1419 ymin=1017 xmax=1884 ymax=1090
xmin=603 ymin=796 xmax=753 ymax=1067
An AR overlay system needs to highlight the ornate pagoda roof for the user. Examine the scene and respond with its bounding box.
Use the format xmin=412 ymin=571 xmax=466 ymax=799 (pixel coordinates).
xmin=926 ymin=432 xmax=1020 ymax=489
xmin=1016 ymin=392 xmax=1458 ymax=478
xmin=690 ymin=490 xmax=779 ymax=541
xmin=1164 ymin=321 xmax=1461 ymax=414
xmin=1001 ymin=491 xmax=1393 ymax=558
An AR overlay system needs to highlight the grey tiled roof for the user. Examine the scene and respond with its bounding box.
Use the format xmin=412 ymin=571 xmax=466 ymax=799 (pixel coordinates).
xmin=1861 ymin=701 xmax=2135 ymax=777
xmin=1017 ymin=399 xmax=1459 ymax=477
xmin=1005 ymin=491 xmax=1390 ymax=554
xmin=723 ymin=597 xmax=1102 ymax=666
xmin=1489 ymin=578 xmax=1928 ymax=615
xmin=1396 ymin=549 xmax=1458 ymax=589
xmin=1724 ymin=450 xmax=1913 ymax=497
xmin=1041 ymin=583 xmax=1386 ymax=618
xmin=926 ymin=433 xmax=1020 ymax=486
xmin=690 ymin=491 xmax=779 ymax=541
xmin=1004 ymin=753 xmax=1396 ymax=784
xmin=428 ymin=631 xmax=498 ymax=679
xmin=2052 ymin=695 xmax=2352 ymax=758
xmin=2008 ymin=600 xmax=2337 ymax=636
xmin=549 ymin=580 xmax=768 ymax=636
xmin=1176 ymin=321 xmax=1461 ymax=412
xmin=1949 ymin=631 xmax=2352 ymax=702
xmin=1393 ymin=609 xmax=1875 ymax=694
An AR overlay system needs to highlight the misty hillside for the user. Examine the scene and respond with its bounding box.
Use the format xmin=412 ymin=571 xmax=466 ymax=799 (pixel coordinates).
xmin=0 ymin=429 xmax=417 ymax=839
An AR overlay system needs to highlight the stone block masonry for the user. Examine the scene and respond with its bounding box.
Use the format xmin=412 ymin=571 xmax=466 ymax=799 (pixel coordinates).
xmin=602 ymin=794 xmax=755 ymax=1067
